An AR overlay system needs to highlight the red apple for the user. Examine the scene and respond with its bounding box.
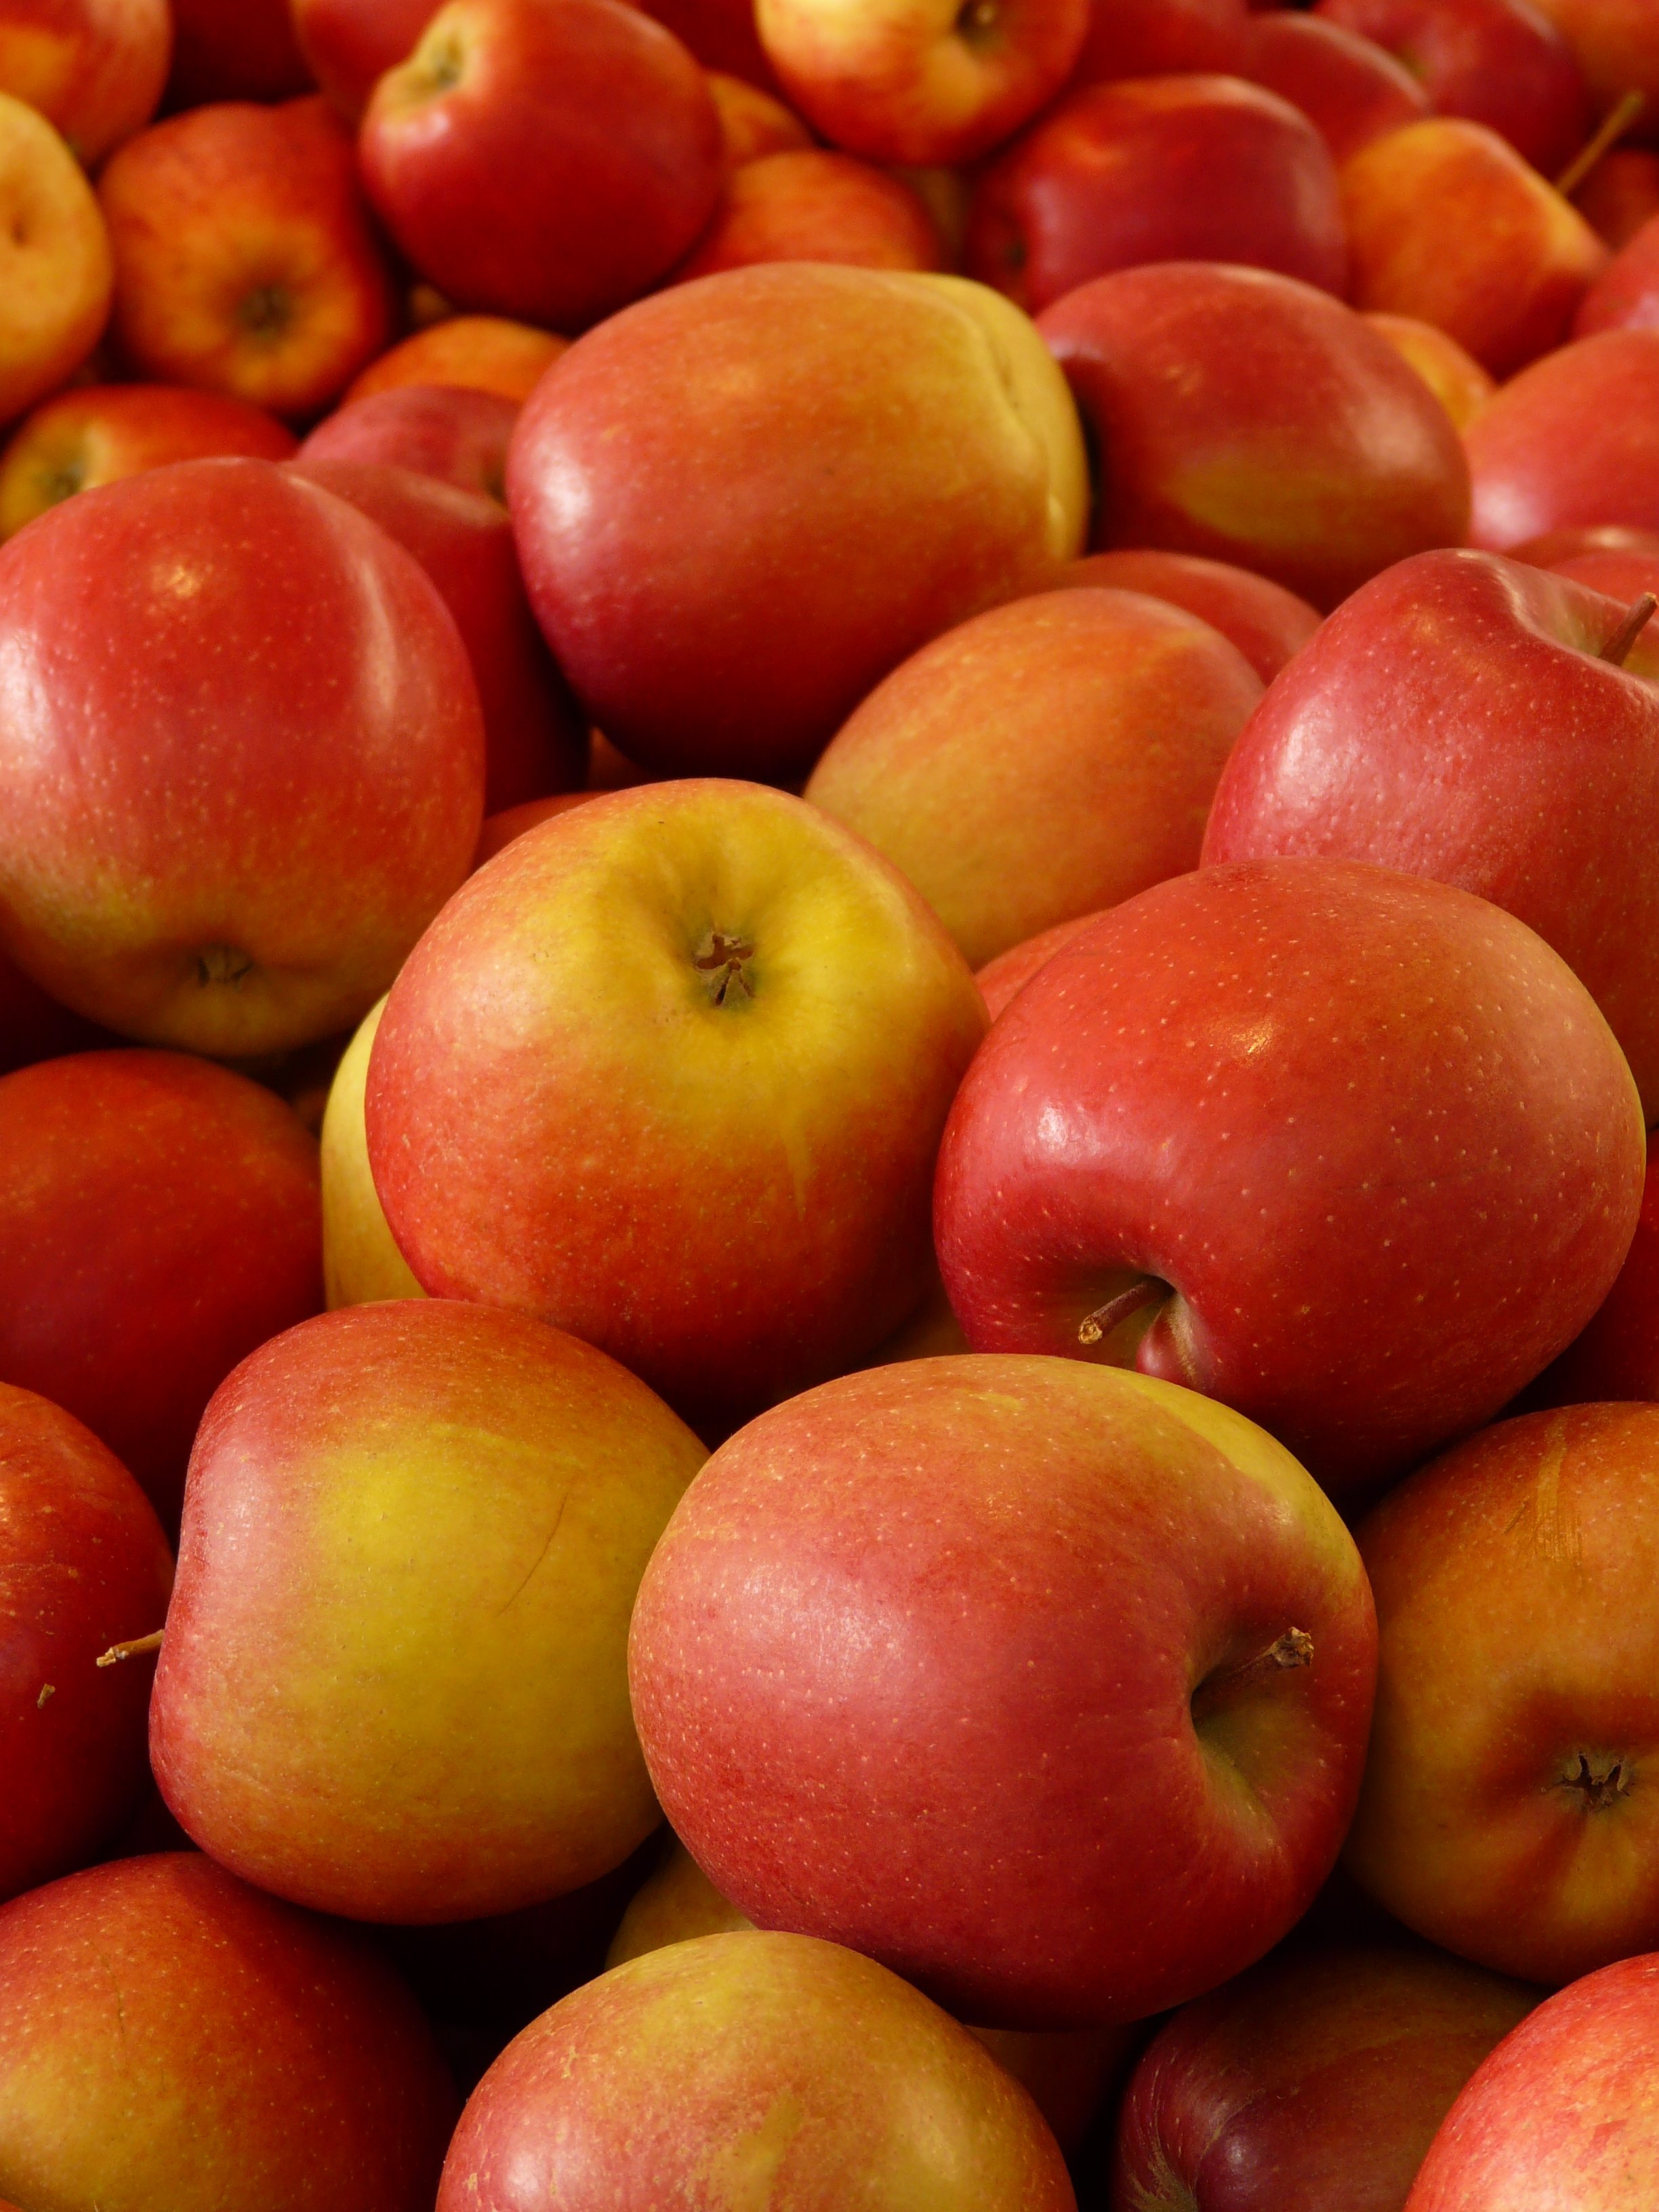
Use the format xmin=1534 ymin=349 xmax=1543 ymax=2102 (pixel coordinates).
xmin=473 ymin=792 xmax=598 ymax=867
xmin=507 ymin=263 xmax=1088 ymax=781
xmin=1242 ymin=12 xmax=1430 ymax=163
xmin=630 ymin=1355 xmax=1376 ymax=2026
xmin=298 ymin=383 xmax=519 ymax=501
xmin=346 ymin=317 xmax=567 ymax=405
xmin=967 ymin=75 xmax=1346 ymax=315
xmin=98 ymin=96 xmax=393 ymax=419
xmin=935 ymin=860 xmax=1645 ymax=1496
xmin=1511 ymin=520 xmax=1659 ymax=565
xmin=0 ymin=91 xmax=110 ymax=426
xmin=673 ymin=146 xmax=947 ymax=278
xmin=1574 ymin=145 xmax=1659 ymax=248
xmin=164 ymin=0 xmax=312 ymax=102
xmin=1363 ymin=309 xmax=1497 ymax=426
xmin=0 ymin=1853 xmax=457 ymax=2209
xmin=0 ymin=457 xmax=485 ymax=1057
xmin=1057 ymin=546 xmax=1322 ymax=679
xmin=292 ymin=0 xmax=438 ymax=117
xmin=360 ymin=0 xmax=722 ymax=331
xmin=1071 ymin=0 xmax=1249 ymax=85
xmin=0 ymin=0 xmax=170 ymax=163
xmin=628 ymin=0 xmax=783 ymax=91
xmin=1528 ymin=1135 xmax=1659 ymax=1407
xmin=1574 ymin=205 xmax=1659 ymax=333
xmin=1464 ymin=328 xmax=1659 ymax=548
xmin=1037 ymin=262 xmax=1470 ymax=611
xmin=976 ymin=910 xmax=1107 ymax=1018
xmin=365 ymin=780 xmax=988 ymax=1434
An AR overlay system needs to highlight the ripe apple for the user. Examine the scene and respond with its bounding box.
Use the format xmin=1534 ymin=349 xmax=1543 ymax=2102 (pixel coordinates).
xmin=1511 ymin=521 xmax=1659 ymax=566
xmin=1462 ymin=328 xmax=1659 ymax=548
xmin=1362 ymin=309 xmax=1497 ymax=426
xmin=976 ymin=910 xmax=1107 ymax=1018
xmin=1071 ymin=0 xmax=1248 ymax=83
xmin=299 ymin=382 xmax=518 ymax=501
xmin=472 ymin=791 xmax=598 ymax=865
xmin=705 ymin=65 xmax=811 ymax=163
xmin=967 ymin=74 xmax=1346 ymax=315
xmin=320 ymin=998 xmax=424 ymax=1311
xmin=292 ymin=0 xmax=439 ymax=117
xmin=1523 ymin=0 xmax=1659 ymax=149
xmin=934 ymin=860 xmax=1645 ymax=1495
xmin=360 ymin=0 xmax=722 ymax=331
xmin=628 ymin=0 xmax=782 ymax=89
xmin=1574 ymin=205 xmax=1659 ymax=333
xmin=1242 ymin=12 xmax=1430 ymax=164
xmin=365 ymin=780 xmax=987 ymax=1434
xmin=1055 ymin=546 xmax=1322 ymax=679
xmin=673 ymin=147 xmax=946 ymax=279
xmin=0 ymin=457 xmax=485 ymax=1058
xmin=1037 ymin=262 xmax=1470 ymax=611
xmin=0 ymin=91 xmax=110 ymax=426
xmin=508 ymin=263 xmax=1088 ymax=781
xmin=164 ymin=0 xmax=312 ymax=102
xmin=152 ymin=1300 xmax=706 ymax=1922
xmin=1346 ymin=1403 xmax=1659 ymax=1984
xmin=346 ymin=316 xmax=567 ymax=405
xmin=1527 ymin=1132 xmax=1659 ymax=1406
xmin=0 ymin=0 xmax=170 ymax=163
xmin=1575 ymin=145 xmax=1659 ymax=247
xmin=0 ymin=1853 xmax=457 ymax=2211
xmin=98 ymin=95 xmax=393 ymax=419
xmin=804 ymin=585 xmax=1264 ymax=967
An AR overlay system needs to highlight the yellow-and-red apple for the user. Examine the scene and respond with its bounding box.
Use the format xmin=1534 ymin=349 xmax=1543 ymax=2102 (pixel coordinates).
xmin=1525 ymin=0 xmax=1659 ymax=148
xmin=0 ymin=0 xmax=170 ymax=163
xmin=319 ymin=996 xmax=424 ymax=1309
xmin=672 ymin=146 xmax=947 ymax=278
xmin=1056 ymin=546 xmax=1322 ymax=679
xmin=0 ymin=91 xmax=110 ymax=426
xmin=346 ymin=316 xmax=567 ymax=405
xmin=705 ymin=64 xmax=811 ymax=163
xmin=1462 ymin=329 xmax=1659 ymax=544
xmin=1362 ymin=308 xmax=1496 ymax=426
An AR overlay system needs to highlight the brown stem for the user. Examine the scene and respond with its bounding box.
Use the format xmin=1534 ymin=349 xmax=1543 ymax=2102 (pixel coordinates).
xmin=1191 ymin=1628 xmax=1313 ymax=1724
xmin=1557 ymin=89 xmax=1647 ymax=200
xmin=1077 ymin=1279 xmax=1163 ymax=1347
xmin=96 ymin=1629 xmax=164 ymax=1668
xmin=1600 ymin=592 xmax=1657 ymax=668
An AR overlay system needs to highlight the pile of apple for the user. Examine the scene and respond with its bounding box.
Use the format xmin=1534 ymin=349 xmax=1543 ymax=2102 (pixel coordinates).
xmin=8 ymin=0 xmax=1659 ymax=2203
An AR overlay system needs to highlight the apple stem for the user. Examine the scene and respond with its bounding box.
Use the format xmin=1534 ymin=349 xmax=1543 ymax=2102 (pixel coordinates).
xmin=1557 ymin=89 xmax=1647 ymax=200
xmin=1599 ymin=592 xmax=1658 ymax=668
xmin=1077 ymin=1279 xmax=1162 ymax=1346
xmin=1191 ymin=1628 xmax=1314 ymax=1723
xmin=96 ymin=1630 xmax=165 ymax=1668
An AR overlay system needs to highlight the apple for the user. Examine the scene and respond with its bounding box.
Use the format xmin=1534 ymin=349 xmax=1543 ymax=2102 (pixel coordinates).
xmin=705 ymin=65 xmax=811 ymax=164
xmin=1347 ymin=1402 xmax=1659 ymax=1984
xmin=365 ymin=780 xmax=987 ymax=1435
xmin=754 ymin=0 xmax=1088 ymax=167
xmin=1115 ymin=1944 xmax=1538 ymax=2211
xmin=508 ymin=263 xmax=1088 ymax=781
xmin=628 ymin=0 xmax=783 ymax=90
xmin=1511 ymin=521 xmax=1659 ymax=565
xmin=473 ymin=792 xmax=598 ymax=867
xmin=1055 ymin=546 xmax=1322 ymax=679
xmin=1463 ymin=328 xmax=1659 ymax=548
xmin=804 ymin=584 xmax=1264 ymax=967
xmin=1575 ymin=145 xmax=1659 ymax=247
xmin=630 ymin=1354 xmax=1376 ymax=2026
xmin=1574 ymin=205 xmax=1659 ymax=333
xmin=151 ymin=1299 xmax=706 ymax=1921
xmin=292 ymin=0 xmax=440 ymax=118
xmin=0 ymin=382 xmax=296 ymax=540
xmin=0 ymin=91 xmax=110 ymax=427
xmin=673 ymin=147 xmax=947 ymax=279
xmin=0 ymin=1384 xmax=173 ymax=1904
xmin=1242 ymin=12 xmax=1431 ymax=164
xmin=966 ymin=75 xmax=1347 ymax=316
xmin=1523 ymin=0 xmax=1659 ymax=151
xmin=976 ymin=910 xmax=1107 ymax=1018
xmin=1406 ymin=1952 xmax=1659 ymax=2209
xmin=437 ymin=1932 xmax=1076 ymax=2208
xmin=98 ymin=95 xmax=393 ymax=419
xmin=0 ymin=1853 xmax=457 ymax=2210
xmin=1036 ymin=262 xmax=1470 ymax=612
xmin=299 ymin=382 xmax=519 ymax=501
xmin=320 ymin=997 xmax=424 ymax=1310
xmin=164 ymin=0 xmax=312 ymax=102
xmin=1362 ymin=309 xmax=1497 ymax=426
xmin=0 ymin=457 xmax=485 ymax=1058
xmin=359 ymin=0 xmax=723 ymax=331
xmin=1338 ymin=118 xmax=1608 ymax=377
xmin=346 ymin=316 xmax=567 ymax=405
xmin=934 ymin=859 xmax=1645 ymax=1496
xmin=1527 ymin=1136 xmax=1659 ymax=1408
xmin=1071 ymin=0 xmax=1249 ymax=84
xmin=0 ymin=0 xmax=169 ymax=164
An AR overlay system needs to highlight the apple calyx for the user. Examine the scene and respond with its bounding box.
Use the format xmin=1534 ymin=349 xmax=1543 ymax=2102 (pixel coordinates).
xmin=1560 ymin=1750 xmax=1635 ymax=1811
xmin=194 ymin=943 xmax=256 ymax=991
xmin=693 ymin=930 xmax=757 ymax=1007
xmin=238 ymin=285 xmax=296 ymax=346
xmin=956 ymin=0 xmax=1002 ymax=47
xmin=1191 ymin=1627 xmax=1313 ymax=1727
xmin=1599 ymin=592 xmax=1658 ymax=668
xmin=95 ymin=1629 xmax=165 ymax=1668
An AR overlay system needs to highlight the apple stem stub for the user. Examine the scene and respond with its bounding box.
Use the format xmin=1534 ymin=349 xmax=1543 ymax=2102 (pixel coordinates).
xmin=96 ymin=1629 xmax=165 ymax=1668
xmin=1192 ymin=1627 xmax=1315 ymax=1725
xmin=1600 ymin=592 xmax=1658 ymax=668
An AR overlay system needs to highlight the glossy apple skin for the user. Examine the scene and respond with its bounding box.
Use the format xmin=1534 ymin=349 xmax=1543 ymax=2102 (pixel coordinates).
xmin=0 ymin=382 xmax=295 ymax=540
xmin=1056 ymin=546 xmax=1321 ymax=679
xmin=0 ymin=1853 xmax=457 ymax=2212
xmin=0 ymin=0 xmax=169 ymax=164
xmin=1576 ymin=146 xmax=1659 ymax=249
xmin=1242 ymin=12 xmax=1429 ymax=163
xmin=1362 ymin=310 xmax=1496 ymax=427
xmin=439 ymin=1932 xmax=1076 ymax=2210
xmin=0 ymin=1051 xmax=323 ymax=1527
xmin=1511 ymin=520 xmax=1659 ymax=566
xmin=967 ymin=75 xmax=1345 ymax=316
xmin=1115 ymin=1945 xmax=1538 ymax=2212
xmin=976 ymin=911 xmax=1107 ymax=1018
xmin=1574 ymin=207 xmax=1659 ymax=335
xmin=1465 ymin=329 xmax=1659 ymax=548
xmin=366 ymin=781 xmax=987 ymax=1434
xmin=1339 ymin=119 xmax=1607 ymax=378
xmin=346 ymin=316 xmax=567 ymax=405
xmin=1315 ymin=0 xmax=1589 ymax=174
xmin=632 ymin=1357 xmax=1374 ymax=2028
xmin=674 ymin=147 xmax=945 ymax=278
xmin=1038 ymin=262 xmax=1470 ymax=611
xmin=1406 ymin=1952 xmax=1659 ymax=2210
xmin=0 ymin=457 xmax=484 ymax=1058
xmin=152 ymin=1301 xmax=705 ymax=1922
xmin=164 ymin=0 xmax=311 ymax=102
xmin=361 ymin=0 xmax=722 ymax=331
xmin=1527 ymin=1134 xmax=1659 ymax=1408
xmin=0 ymin=91 xmax=111 ymax=426
xmin=299 ymin=383 xmax=518 ymax=501
xmin=1203 ymin=551 xmax=1659 ymax=1115
xmin=805 ymin=586 xmax=1263 ymax=967
xmin=508 ymin=264 xmax=1086 ymax=781
xmin=292 ymin=0 xmax=438 ymax=117
xmin=935 ymin=860 xmax=1645 ymax=1496
xmin=1347 ymin=1404 xmax=1659 ymax=1984
xmin=0 ymin=1386 xmax=172 ymax=1904
xmin=1071 ymin=0 xmax=1248 ymax=83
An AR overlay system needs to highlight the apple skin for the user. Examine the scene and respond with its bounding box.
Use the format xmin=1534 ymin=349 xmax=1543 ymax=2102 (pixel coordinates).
xmin=0 ymin=382 xmax=296 ymax=541
xmin=299 ymin=383 xmax=518 ymax=503
xmin=98 ymin=96 xmax=394 ymax=420
xmin=1346 ymin=1404 xmax=1659 ymax=1985
xmin=163 ymin=0 xmax=312 ymax=102
xmin=361 ymin=0 xmax=722 ymax=331
xmin=1057 ymin=547 xmax=1322 ymax=680
xmin=508 ymin=263 xmax=1087 ymax=781
xmin=1202 ymin=550 xmax=1659 ymax=1117
xmin=152 ymin=1300 xmax=706 ymax=1923
xmin=1523 ymin=0 xmax=1659 ymax=150
xmin=673 ymin=146 xmax=947 ymax=279
xmin=472 ymin=791 xmax=598 ymax=866
xmin=346 ymin=316 xmax=567 ymax=405
xmin=1575 ymin=147 xmax=1659 ymax=249
xmin=705 ymin=66 xmax=811 ymax=163
xmin=1114 ymin=1944 xmax=1538 ymax=2212
xmin=1070 ymin=0 xmax=1248 ymax=84
xmin=966 ymin=75 xmax=1347 ymax=316
xmin=438 ymin=1931 xmax=1076 ymax=2209
xmin=934 ymin=859 xmax=1645 ymax=1496
xmin=1362 ymin=310 xmax=1496 ymax=428
xmin=627 ymin=0 xmax=783 ymax=91
xmin=0 ymin=1853 xmax=457 ymax=2212
xmin=1574 ymin=206 xmax=1659 ymax=335
xmin=319 ymin=996 xmax=424 ymax=1309
xmin=1463 ymin=329 xmax=1659 ymax=549
xmin=0 ymin=1385 xmax=173 ymax=1905
xmin=1406 ymin=1952 xmax=1659 ymax=2210
xmin=0 ymin=456 xmax=485 ymax=1059
xmin=0 ymin=1050 xmax=323 ymax=1528
xmin=0 ymin=91 xmax=111 ymax=427
xmin=292 ymin=0 xmax=440 ymax=118
xmin=977 ymin=910 xmax=1107 ymax=1019
xmin=804 ymin=585 xmax=1264 ymax=968
xmin=1525 ymin=1133 xmax=1659 ymax=1409
xmin=1338 ymin=118 xmax=1607 ymax=378
xmin=365 ymin=779 xmax=988 ymax=1435
xmin=1036 ymin=262 xmax=1471 ymax=612
xmin=1242 ymin=12 xmax=1430 ymax=164
xmin=0 ymin=0 xmax=170 ymax=165
xmin=1511 ymin=521 xmax=1659 ymax=565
